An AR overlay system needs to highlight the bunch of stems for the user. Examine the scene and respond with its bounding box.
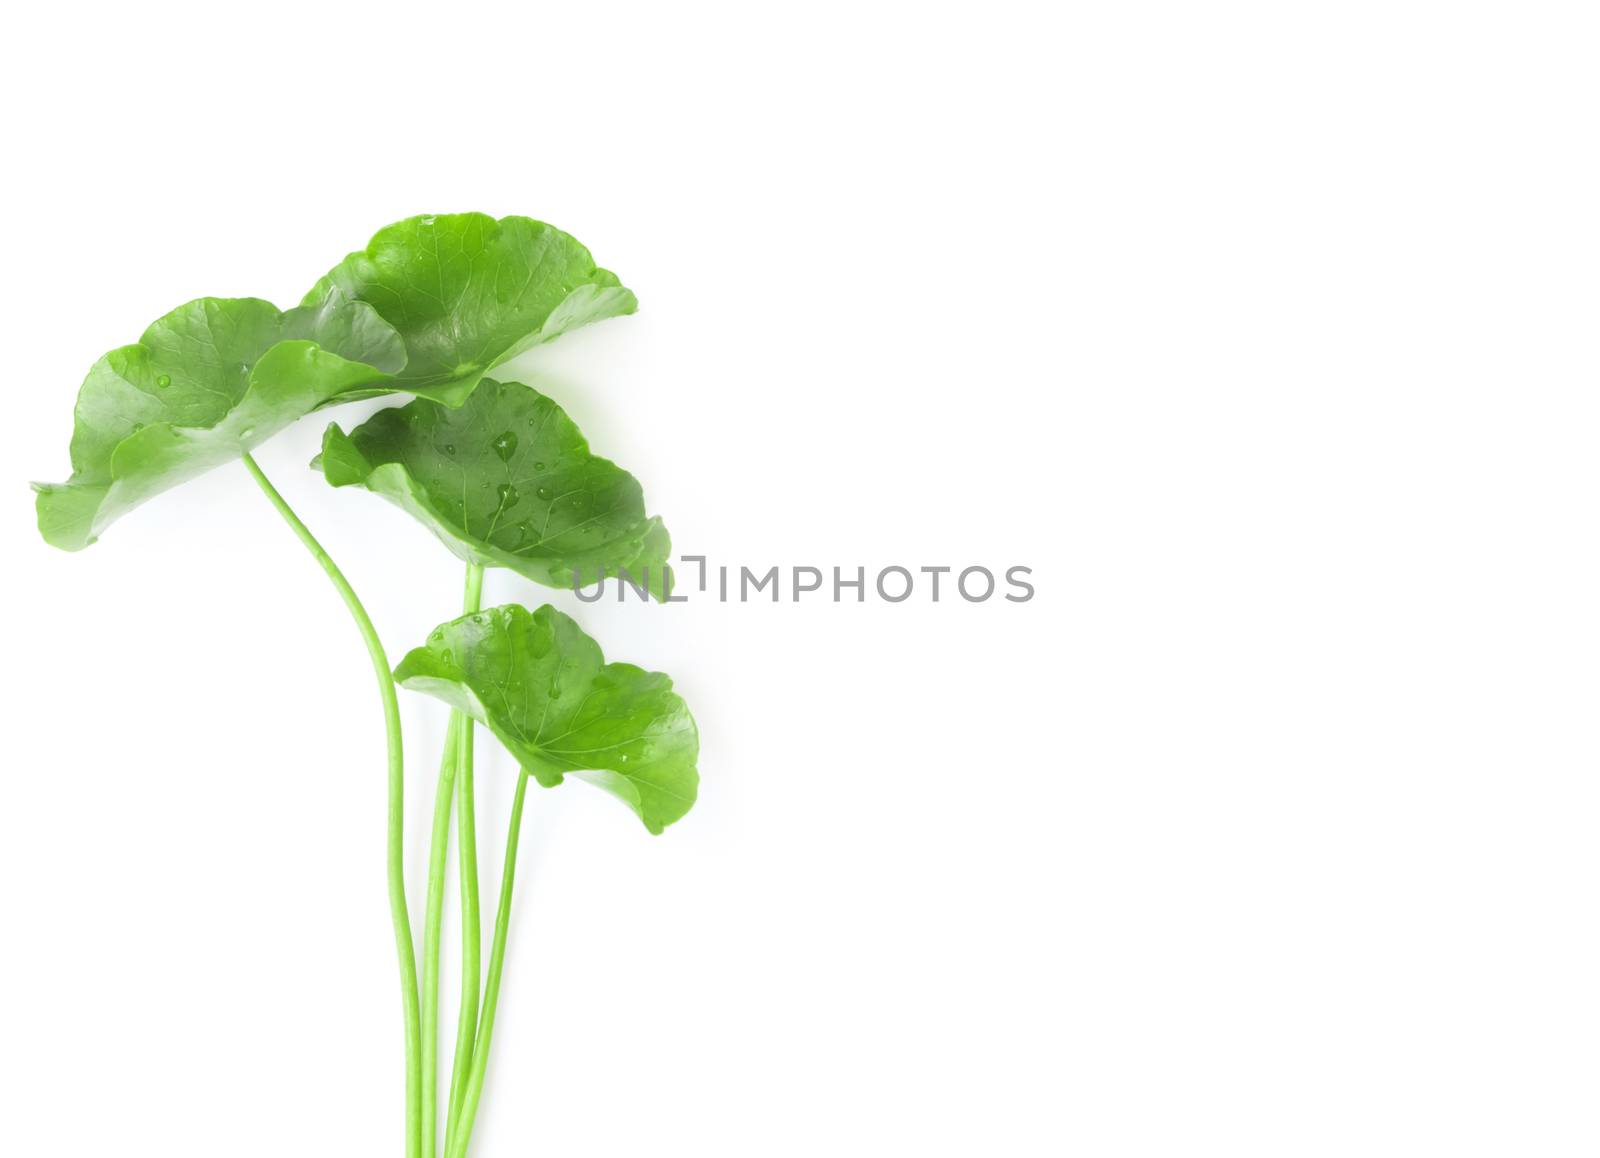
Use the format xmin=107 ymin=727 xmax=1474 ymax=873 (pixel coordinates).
xmin=245 ymin=454 xmax=529 ymax=1158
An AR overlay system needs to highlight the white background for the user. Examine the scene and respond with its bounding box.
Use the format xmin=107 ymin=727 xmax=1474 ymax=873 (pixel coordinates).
xmin=2 ymin=3 xmax=1596 ymax=1155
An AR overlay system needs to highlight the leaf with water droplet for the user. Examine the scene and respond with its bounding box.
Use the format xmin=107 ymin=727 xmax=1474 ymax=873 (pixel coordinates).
xmin=302 ymin=213 xmax=636 ymax=407
xmin=316 ymin=379 xmax=672 ymax=598
xmin=35 ymin=294 xmax=407 ymax=551
xmin=395 ymin=604 xmax=698 ymax=834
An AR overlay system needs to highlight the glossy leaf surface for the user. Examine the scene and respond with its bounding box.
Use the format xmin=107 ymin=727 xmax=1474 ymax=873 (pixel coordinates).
xmin=35 ymin=295 xmax=405 ymax=550
xmin=316 ymin=379 xmax=671 ymax=597
xmin=303 ymin=213 xmax=637 ymax=407
xmin=396 ymin=604 xmax=698 ymax=834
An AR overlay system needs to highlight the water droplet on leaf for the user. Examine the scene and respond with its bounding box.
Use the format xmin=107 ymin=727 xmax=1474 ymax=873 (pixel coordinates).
xmin=444 ymin=444 xmax=456 ymax=456
xmin=497 ymin=483 xmax=519 ymax=506
xmin=492 ymin=431 xmax=518 ymax=462
xmin=155 ymin=374 xmax=171 ymax=388
xmin=535 ymin=486 xmax=552 ymax=501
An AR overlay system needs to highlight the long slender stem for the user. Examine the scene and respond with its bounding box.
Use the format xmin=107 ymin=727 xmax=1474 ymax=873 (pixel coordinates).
xmin=242 ymin=453 xmax=420 ymax=1158
xmin=419 ymin=713 xmax=463 ymax=1158
xmin=445 ymin=564 xmax=486 ymax=1149
xmin=446 ymin=770 xmax=531 ymax=1158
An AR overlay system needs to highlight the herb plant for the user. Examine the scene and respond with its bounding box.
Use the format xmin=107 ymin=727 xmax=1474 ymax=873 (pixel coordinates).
xmin=33 ymin=213 xmax=698 ymax=1158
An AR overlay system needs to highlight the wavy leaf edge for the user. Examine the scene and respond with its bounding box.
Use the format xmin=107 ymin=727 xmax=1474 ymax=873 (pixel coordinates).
xmin=394 ymin=603 xmax=698 ymax=834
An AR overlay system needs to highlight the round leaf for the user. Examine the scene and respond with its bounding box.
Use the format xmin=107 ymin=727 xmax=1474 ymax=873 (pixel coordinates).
xmin=303 ymin=213 xmax=637 ymax=407
xmin=395 ymin=604 xmax=698 ymax=834
xmin=315 ymin=379 xmax=671 ymax=598
xmin=34 ymin=294 xmax=405 ymax=550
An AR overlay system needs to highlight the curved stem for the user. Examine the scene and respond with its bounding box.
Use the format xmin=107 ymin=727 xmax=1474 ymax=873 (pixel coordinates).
xmin=419 ymin=713 xmax=463 ymax=1158
xmin=446 ymin=770 xmax=530 ymax=1158
xmin=241 ymin=453 xmax=420 ymax=1158
xmin=445 ymin=565 xmax=486 ymax=1149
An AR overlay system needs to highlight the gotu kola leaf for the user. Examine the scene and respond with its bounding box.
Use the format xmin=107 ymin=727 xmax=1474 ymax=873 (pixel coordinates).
xmin=302 ymin=213 xmax=637 ymax=407
xmin=315 ymin=379 xmax=672 ymax=598
xmin=34 ymin=293 xmax=406 ymax=550
xmin=395 ymin=604 xmax=698 ymax=834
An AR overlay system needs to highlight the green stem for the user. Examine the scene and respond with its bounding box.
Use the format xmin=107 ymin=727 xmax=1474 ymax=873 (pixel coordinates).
xmin=419 ymin=712 xmax=463 ymax=1158
xmin=445 ymin=565 xmax=486 ymax=1149
xmin=446 ymin=770 xmax=531 ymax=1158
xmin=242 ymin=453 xmax=420 ymax=1158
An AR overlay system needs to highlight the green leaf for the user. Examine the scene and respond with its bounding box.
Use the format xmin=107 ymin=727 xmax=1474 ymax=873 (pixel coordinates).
xmin=34 ymin=294 xmax=406 ymax=550
xmin=396 ymin=604 xmax=698 ymax=834
xmin=303 ymin=213 xmax=637 ymax=407
xmin=315 ymin=378 xmax=672 ymax=598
